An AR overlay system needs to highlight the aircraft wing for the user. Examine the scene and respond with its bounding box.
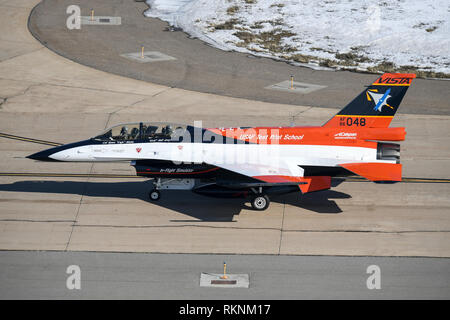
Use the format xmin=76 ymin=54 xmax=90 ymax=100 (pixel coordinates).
xmin=134 ymin=144 xmax=330 ymax=192
xmin=207 ymin=158 xmax=308 ymax=188
xmin=208 ymin=160 xmax=331 ymax=193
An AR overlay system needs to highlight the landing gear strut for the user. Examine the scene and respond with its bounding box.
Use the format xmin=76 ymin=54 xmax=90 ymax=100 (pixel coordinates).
xmin=149 ymin=178 xmax=162 ymax=201
xmin=250 ymin=187 xmax=270 ymax=211
xmin=148 ymin=178 xmax=196 ymax=201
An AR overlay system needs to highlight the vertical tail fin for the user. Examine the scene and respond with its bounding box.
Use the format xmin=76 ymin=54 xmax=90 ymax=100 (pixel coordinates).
xmin=323 ymin=73 xmax=416 ymax=128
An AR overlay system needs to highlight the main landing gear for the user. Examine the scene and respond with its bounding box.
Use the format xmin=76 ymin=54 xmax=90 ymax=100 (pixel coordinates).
xmin=250 ymin=187 xmax=270 ymax=211
xmin=148 ymin=179 xmax=271 ymax=211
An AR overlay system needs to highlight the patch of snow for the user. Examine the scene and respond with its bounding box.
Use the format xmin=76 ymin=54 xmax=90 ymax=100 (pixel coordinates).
xmin=145 ymin=0 xmax=450 ymax=75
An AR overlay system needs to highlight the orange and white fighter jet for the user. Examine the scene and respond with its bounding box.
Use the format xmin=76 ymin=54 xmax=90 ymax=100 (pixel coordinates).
xmin=28 ymin=73 xmax=416 ymax=210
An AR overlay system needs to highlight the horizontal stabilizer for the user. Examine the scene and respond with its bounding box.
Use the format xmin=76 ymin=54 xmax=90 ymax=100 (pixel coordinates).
xmin=254 ymin=175 xmax=331 ymax=193
xmin=298 ymin=176 xmax=331 ymax=193
xmin=340 ymin=163 xmax=402 ymax=181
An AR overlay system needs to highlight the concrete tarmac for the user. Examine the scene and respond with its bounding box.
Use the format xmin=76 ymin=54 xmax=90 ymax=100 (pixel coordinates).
xmin=0 ymin=0 xmax=449 ymax=258
xmin=0 ymin=251 xmax=449 ymax=299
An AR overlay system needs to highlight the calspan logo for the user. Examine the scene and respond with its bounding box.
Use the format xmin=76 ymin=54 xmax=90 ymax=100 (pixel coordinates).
xmin=334 ymin=132 xmax=357 ymax=139
xmin=366 ymin=88 xmax=394 ymax=112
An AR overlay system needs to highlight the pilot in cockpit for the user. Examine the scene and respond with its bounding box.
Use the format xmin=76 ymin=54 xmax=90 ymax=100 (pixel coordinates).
xmin=120 ymin=126 xmax=128 ymax=139
xmin=162 ymin=125 xmax=173 ymax=138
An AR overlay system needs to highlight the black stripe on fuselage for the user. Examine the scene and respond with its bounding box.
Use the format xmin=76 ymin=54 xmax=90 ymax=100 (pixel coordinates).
xmin=301 ymin=165 xmax=353 ymax=177
xmin=133 ymin=159 xmax=221 ymax=179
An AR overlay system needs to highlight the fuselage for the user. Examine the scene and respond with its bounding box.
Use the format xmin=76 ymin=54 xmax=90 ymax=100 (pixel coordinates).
xmin=28 ymin=122 xmax=403 ymax=179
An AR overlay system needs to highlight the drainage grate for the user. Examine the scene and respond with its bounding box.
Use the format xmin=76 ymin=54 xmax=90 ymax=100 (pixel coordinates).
xmin=210 ymin=280 xmax=237 ymax=285
xmin=80 ymin=16 xmax=121 ymax=25
xmin=200 ymin=273 xmax=249 ymax=288
xmin=265 ymin=80 xmax=327 ymax=94
xmin=144 ymin=53 xmax=163 ymax=59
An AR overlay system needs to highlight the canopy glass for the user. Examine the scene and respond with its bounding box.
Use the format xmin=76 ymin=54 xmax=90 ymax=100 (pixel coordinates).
xmin=92 ymin=122 xmax=190 ymax=142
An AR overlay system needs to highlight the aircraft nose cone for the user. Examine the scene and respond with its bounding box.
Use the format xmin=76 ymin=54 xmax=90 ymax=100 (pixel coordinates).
xmin=27 ymin=149 xmax=57 ymax=161
xmin=26 ymin=140 xmax=91 ymax=162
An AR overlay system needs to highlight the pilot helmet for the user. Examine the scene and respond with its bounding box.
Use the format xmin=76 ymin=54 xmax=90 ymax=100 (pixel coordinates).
xmin=120 ymin=126 xmax=128 ymax=135
xmin=165 ymin=125 xmax=173 ymax=135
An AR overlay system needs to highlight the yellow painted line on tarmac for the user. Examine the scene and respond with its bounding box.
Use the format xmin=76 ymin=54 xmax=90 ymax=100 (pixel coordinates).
xmin=0 ymin=172 xmax=448 ymax=183
xmin=402 ymin=177 xmax=450 ymax=183
xmin=0 ymin=172 xmax=144 ymax=179
xmin=0 ymin=133 xmax=62 ymax=146
xmin=344 ymin=177 xmax=450 ymax=183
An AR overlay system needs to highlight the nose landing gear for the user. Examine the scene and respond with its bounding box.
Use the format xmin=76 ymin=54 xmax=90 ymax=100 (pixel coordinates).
xmin=148 ymin=178 xmax=162 ymax=201
xmin=148 ymin=178 xmax=195 ymax=201
xmin=149 ymin=189 xmax=160 ymax=201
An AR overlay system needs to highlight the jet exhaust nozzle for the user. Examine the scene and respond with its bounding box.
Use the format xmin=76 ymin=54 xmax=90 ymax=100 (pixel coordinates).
xmin=377 ymin=142 xmax=400 ymax=163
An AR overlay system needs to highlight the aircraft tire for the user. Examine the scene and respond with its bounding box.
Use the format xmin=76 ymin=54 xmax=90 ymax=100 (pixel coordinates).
xmin=251 ymin=194 xmax=270 ymax=211
xmin=149 ymin=190 xmax=160 ymax=201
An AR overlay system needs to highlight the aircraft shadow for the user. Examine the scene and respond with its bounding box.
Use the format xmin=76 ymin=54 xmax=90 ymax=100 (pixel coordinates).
xmin=0 ymin=180 xmax=350 ymax=221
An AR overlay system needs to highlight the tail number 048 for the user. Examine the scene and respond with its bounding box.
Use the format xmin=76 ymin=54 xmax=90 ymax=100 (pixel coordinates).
xmin=340 ymin=117 xmax=366 ymax=127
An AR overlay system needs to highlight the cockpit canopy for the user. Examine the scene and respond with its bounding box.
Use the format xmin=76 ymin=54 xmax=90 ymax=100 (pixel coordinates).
xmin=92 ymin=122 xmax=191 ymax=142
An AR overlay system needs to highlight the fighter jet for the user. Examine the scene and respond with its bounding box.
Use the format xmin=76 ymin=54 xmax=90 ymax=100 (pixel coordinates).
xmin=28 ymin=73 xmax=415 ymax=210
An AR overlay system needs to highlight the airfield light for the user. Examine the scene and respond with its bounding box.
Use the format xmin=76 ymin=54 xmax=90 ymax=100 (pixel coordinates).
xmin=220 ymin=262 xmax=228 ymax=279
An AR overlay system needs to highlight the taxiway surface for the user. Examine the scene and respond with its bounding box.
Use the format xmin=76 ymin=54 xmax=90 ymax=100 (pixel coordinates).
xmin=0 ymin=0 xmax=449 ymax=259
xmin=1 ymin=251 xmax=449 ymax=299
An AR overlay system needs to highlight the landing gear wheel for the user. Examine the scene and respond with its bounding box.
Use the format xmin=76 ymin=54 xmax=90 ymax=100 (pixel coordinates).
xmin=251 ymin=194 xmax=270 ymax=211
xmin=149 ymin=190 xmax=160 ymax=201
